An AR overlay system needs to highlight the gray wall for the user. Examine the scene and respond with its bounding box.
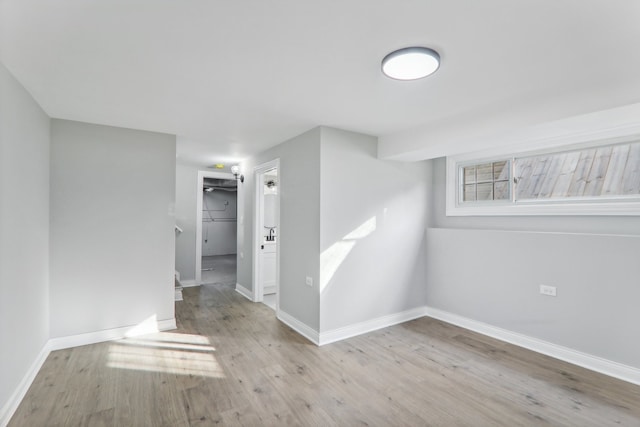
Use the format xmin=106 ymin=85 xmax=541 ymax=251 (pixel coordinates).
xmin=50 ymin=119 xmax=176 ymax=338
xmin=319 ymin=128 xmax=429 ymax=332
xmin=0 ymin=62 xmax=51 ymax=419
xmin=428 ymin=157 xmax=640 ymax=369
xmin=175 ymin=164 xmax=198 ymax=281
xmin=238 ymin=126 xmax=430 ymax=334
xmin=238 ymin=128 xmax=321 ymax=330
xmin=202 ymin=190 xmax=237 ymax=256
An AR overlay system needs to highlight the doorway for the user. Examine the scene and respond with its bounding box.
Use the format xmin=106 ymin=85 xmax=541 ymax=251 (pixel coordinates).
xmin=195 ymin=171 xmax=238 ymax=285
xmin=253 ymin=159 xmax=280 ymax=313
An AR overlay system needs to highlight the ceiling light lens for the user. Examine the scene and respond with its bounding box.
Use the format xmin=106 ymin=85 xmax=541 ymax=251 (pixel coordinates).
xmin=382 ymin=47 xmax=440 ymax=80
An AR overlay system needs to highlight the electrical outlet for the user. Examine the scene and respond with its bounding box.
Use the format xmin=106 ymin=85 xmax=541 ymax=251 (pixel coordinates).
xmin=305 ymin=276 xmax=313 ymax=287
xmin=539 ymin=284 xmax=557 ymax=297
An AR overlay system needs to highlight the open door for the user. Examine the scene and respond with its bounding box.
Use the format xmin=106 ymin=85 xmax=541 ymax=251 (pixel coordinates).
xmin=253 ymin=159 xmax=280 ymax=313
xmin=195 ymin=170 xmax=238 ymax=285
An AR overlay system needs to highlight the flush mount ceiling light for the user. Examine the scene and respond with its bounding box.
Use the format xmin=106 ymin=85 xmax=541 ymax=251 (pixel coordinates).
xmin=382 ymin=47 xmax=440 ymax=80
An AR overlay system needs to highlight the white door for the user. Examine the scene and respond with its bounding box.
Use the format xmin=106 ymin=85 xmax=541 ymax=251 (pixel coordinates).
xmin=253 ymin=160 xmax=280 ymax=310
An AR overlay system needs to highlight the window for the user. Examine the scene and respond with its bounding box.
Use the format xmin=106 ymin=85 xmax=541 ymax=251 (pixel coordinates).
xmin=515 ymin=143 xmax=640 ymax=201
xmin=447 ymin=138 xmax=640 ymax=216
xmin=462 ymin=160 xmax=511 ymax=202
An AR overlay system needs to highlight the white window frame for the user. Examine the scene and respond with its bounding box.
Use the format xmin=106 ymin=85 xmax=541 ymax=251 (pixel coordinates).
xmin=446 ymin=134 xmax=640 ymax=216
xmin=458 ymin=159 xmax=513 ymax=205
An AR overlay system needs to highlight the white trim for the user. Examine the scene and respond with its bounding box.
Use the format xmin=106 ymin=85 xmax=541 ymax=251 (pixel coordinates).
xmin=0 ymin=341 xmax=51 ymax=427
xmin=319 ymin=306 xmax=429 ymax=346
xmin=426 ymin=307 xmax=640 ymax=386
xmin=179 ymin=280 xmax=199 ymax=288
xmin=277 ymin=310 xmax=319 ymax=345
xmin=446 ymin=131 xmax=640 ymax=216
xmin=235 ymin=283 xmax=255 ymax=301
xmin=195 ymin=170 xmax=236 ymax=284
xmin=49 ymin=318 xmax=177 ymax=351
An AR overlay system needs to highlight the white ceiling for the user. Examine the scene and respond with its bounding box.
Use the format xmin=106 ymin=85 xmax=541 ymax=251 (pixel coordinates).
xmin=2 ymin=1 xmax=640 ymax=166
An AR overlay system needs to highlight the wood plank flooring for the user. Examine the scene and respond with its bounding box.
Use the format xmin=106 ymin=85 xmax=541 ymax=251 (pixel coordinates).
xmin=10 ymin=284 xmax=640 ymax=426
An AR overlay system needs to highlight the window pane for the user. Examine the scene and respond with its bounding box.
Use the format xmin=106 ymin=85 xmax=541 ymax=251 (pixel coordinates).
xmin=463 ymin=166 xmax=476 ymax=184
xmin=476 ymin=163 xmax=493 ymax=182
xmin=622 ymin=143 xmax=640 ymax=195
xmin=460 ymin=159 xmax=511 ymax=203
xmin=476 ymin=183 xmax=493 ymax=200
xmin=494 ymin=181 xmax=510 ymax=200
xmin=463 ymin=184 xmax=476 ymax=201
xmin=516 ymin=141 xmax=640 ymax=200
xmin=493 ymin=160 xmax=509 ymax=181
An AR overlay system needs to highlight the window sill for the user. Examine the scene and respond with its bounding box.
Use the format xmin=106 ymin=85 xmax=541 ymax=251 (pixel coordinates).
xmin=446 ymin=200 xmax=640 ymax=216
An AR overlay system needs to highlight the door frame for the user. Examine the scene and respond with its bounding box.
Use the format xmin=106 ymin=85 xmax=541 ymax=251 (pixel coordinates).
xmin=253 ymin=159 xmax=280 ymax=313
xmin=195 ymin=170 xmax=236 ymax=284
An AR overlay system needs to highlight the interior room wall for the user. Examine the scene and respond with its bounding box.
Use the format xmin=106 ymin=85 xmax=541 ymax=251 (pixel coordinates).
xmin=237 ymin=127 xmax=321 ymax=331
xmin=0 ymin=62 xmax=51 ymax=421
xmin=427 ymin=156 xmax=640 ymax=369
xmin=202 ymin=189 xmax=237 ymax=256
xmin=319 ymin=127 xmax=430 ymax=332
xmin=49 ymin=119 xmax=176 ymax=338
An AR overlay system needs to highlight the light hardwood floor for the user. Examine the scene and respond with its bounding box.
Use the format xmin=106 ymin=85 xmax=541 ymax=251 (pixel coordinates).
xmin=200 ymin=255 xmax=236 ymax=285
xmin=10 ymin=284 xmax=640 ymax=426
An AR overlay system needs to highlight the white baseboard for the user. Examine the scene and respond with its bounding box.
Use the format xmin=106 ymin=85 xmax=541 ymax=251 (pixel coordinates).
xmin=264 ymin=285 xmax=276 ymax=295
xmin=319 ymin=306 xmax=429 ymax=346
xmin=277 ymin=310 xmax=319 ymax=345
xmin=49 ymin=318 xmax=177 ymax=351
xmin=235 ymin=283 xmax=255 ymax=301
xmin=426 ymin=307 xmax=640 ymax=386
xmin=0 ymin=341 xmax=51 ymax=427
xmin=180 ymin=280 xmax=199 ymax=288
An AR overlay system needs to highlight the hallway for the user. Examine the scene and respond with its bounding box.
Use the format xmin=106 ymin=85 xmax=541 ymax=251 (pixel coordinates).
xmin=201 ymin=254 xmax=236 ymax=285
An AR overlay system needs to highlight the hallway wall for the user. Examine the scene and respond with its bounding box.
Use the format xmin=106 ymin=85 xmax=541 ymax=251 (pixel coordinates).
xmin=237 ymin=128 xmax=322 ymax=330
xmin=0 ymin=62 xmax=51 ymax=422
xmin=175 ymin=164 xmax=199 ymax=282
xmin=49 ymin=119 xmax=176 ymax=338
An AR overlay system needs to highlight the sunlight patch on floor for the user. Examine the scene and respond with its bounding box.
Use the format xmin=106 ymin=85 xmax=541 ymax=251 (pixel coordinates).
xmin=115 ymin=338 xmax=216 ymax=352
xmin=142 ymin=331 xmax=211 ymax=345
xmin=107 ymin=332 xmax=224 ymax=378
xmin=125 ymin=315 xmax=161 ymax=337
